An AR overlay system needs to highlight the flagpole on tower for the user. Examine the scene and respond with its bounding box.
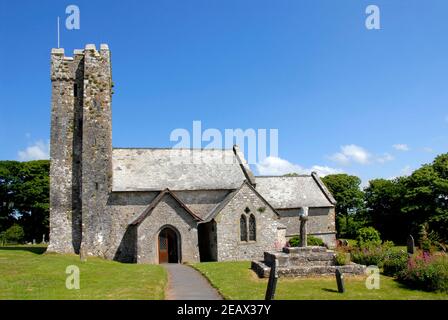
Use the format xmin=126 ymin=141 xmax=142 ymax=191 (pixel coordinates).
xmin=57 ymin=16 xmax=60 ymax=48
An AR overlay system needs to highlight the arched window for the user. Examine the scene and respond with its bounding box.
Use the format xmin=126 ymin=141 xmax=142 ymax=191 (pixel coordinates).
xmin=240 ymin=215 xmax=247 ymax=241
xmin=249 ymin=214 xmax=256 ymax=241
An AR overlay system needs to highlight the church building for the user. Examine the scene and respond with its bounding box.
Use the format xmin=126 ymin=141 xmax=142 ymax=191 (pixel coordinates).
xmin=47 ymin=44 xmax=336 ymax=264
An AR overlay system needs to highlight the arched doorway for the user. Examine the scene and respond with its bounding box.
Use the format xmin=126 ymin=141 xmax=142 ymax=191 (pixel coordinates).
xmin=158 ymin=227 xmax=180 ymax=263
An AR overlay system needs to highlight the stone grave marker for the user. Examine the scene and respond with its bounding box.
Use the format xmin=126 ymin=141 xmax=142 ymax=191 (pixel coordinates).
xmin=407 ymin=235 xmax=415 ymax=255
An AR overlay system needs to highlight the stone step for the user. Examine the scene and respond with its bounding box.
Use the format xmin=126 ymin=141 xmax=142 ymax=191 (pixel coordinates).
xmin=264 ymin=250 xmax=336 ymax=268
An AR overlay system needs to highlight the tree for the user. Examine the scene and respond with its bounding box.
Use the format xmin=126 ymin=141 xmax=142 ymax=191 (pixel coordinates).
xmin=322 ymin=174 xmax=365 ymax=237
xmin=283 ymin=173 xmax=300 ymax=177
xmin=364 ymin=177 xmax=408 ymax=243
xmin=403 ymin=154 xmax=448 ymax=242
xmin=0 ymin=160 xmax=49 ymax=242
xmin=0 ymin=161 xmax=22 ymax=232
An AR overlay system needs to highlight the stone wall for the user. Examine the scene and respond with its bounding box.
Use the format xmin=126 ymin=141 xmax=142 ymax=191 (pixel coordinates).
xmin=47 ymin=48 xmax=83 ymax=254
xmin=136 ymin=194 xmax=199 ymax=264
xmin=215 ymin=183 xmax=284 ymax=261
xmin=106 ymin=191 xmax=159 ymax=260
xmin=80 ymin=44 xmax=113 ymax=257
xmin=278 ymin=207 xmax=336 ymax=248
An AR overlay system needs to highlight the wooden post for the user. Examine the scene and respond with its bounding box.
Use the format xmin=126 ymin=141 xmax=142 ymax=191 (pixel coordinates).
xmin=265 ymin=258 xmax=279 ymax=300
xmin=336 ymin=269 xmax=345 ymax=293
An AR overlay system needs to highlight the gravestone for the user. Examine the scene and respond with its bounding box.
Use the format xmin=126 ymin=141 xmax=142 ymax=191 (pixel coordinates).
xmin=265 ymin=258 xmax=279 ymax=300
xmin=407 ymin=235 xmax=415 ymax=255
xmin=336 ymin=269 xmax=345 ymax=293
xmin=32 ymin=239 xmax=36 ymax=245
xmin=42 ymin=234 xmax=46 ymax=244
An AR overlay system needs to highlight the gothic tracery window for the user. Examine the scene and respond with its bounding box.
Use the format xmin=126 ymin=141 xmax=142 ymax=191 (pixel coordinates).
xmin=249 ymin=214 xmax=256 ymax=241
xmin=240 ymin=215 xmax=247 ymax=241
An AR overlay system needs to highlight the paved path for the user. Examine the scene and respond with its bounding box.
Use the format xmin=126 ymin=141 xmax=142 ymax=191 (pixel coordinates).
xmin=163 ymin=264 xmax=223 ymax=300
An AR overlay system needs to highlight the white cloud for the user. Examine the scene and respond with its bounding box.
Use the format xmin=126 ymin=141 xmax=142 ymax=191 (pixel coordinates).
xmin=376 ymin=153 xmax=394 ymax=164
xmin=400 ymin=165 xmax=413 ymax=176
xmin=392 ymin=144 xmax=409 ymax=151
xmin=18 ymin=140 xmax=50 ymax=161
xmin=329 ymin=145 xmax=371 ymax=165
xmin=255 ymin=156 xmax=343 ymax=177
xmin=329 ymin=144 xmax=397 ymax=166
xmin=309 ymin=165 xmax=344 ymax=177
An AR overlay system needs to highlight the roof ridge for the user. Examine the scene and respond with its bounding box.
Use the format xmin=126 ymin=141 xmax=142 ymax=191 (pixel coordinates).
xmin=201 ymin=181 xmax=280 ymax=223
xmin=233 ymin=145 xmax=256 ymax=185
xmin=255 ymin=175 xmax=311 ymax=178
xmin=113 ymin=147 xmax=234 ymax=151
xmin=129 ymin=189 xmax=202 ymax=225
xmin=311 ymin=172 xmax=337 ymax=205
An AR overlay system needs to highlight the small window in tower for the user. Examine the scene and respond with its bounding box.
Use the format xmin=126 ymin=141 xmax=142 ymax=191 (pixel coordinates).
xmin=95 ymin=182 xmax=99 ymax=190
xmin=74 ymin=83 xmax=78 ymax=97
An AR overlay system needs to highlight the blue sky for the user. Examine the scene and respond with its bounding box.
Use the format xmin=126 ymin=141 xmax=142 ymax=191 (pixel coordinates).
xmin=0 ymin=0 xmax=447 ymax=185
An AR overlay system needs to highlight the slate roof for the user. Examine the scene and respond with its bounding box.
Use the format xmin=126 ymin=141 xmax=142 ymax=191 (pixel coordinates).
xmin=201 ymin=181 xmax=281 ymax=224
xmin=112 ymin=147 xmax=251 ymax=191
xmin=254 ymin=172 xmax=336 ymax=209
xmin=130 ymin=189 xmax=202 ymax=226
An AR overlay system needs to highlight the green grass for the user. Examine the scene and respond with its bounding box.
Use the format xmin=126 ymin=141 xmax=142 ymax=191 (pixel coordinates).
xmin=192 ymin=261 xmax=448 ymax=300
xmin=0 ymin=246 xmax=167 ymax=300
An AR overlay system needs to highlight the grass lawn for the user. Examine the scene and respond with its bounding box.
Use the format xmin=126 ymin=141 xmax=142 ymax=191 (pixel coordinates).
xmin=192 ymin=261 xmax=448 ymax=300
xmin=0 ymin=246 xmax=167 ymax=300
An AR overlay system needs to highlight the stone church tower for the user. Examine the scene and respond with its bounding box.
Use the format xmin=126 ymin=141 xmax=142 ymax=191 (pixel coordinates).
xmin=47 ymin=44 xmax=113 ymax=256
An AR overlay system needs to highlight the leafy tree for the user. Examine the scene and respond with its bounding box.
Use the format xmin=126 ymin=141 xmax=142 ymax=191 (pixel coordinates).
xmin=403 ymin=154 xmax=448 ymax=242
xmin=283 ymin=173 xmax=300 ymax=177
xmin=0 ymin=160 xmax=49 ymax=242
xmin=364 ymin=177 xmax=408 ymax=243
xmin=322 ymin=174 xmax=365 ymax=237
xmin=0 ymin=161 xmax=22 ymax=232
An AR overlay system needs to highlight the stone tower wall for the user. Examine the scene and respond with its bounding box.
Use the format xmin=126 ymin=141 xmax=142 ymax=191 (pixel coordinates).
xmin=80 ymin=44 xmax=113 ymax=257
xmin=47 ymin=48 xmax=84 ymax=253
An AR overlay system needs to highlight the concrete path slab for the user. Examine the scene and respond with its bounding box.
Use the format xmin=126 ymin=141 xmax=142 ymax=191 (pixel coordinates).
xmin=164 ymin=264 xmax=223 ymax=300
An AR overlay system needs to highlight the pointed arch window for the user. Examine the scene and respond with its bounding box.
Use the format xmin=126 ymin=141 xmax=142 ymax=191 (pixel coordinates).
xmin=240 ymin=215 xmax=248 ymax=241
xmin=249 ymin=214 xmax=256 ymax=241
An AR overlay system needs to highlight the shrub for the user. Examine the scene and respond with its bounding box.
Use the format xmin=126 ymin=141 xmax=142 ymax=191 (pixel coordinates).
xmin=356 ymin=227 xmax=381 ymax=248
xmin=288 ymin=235 xmax=325 ymax=247
xmin=1 ymin=224 xmax=25 ymax=244
xmin=307 ymin=235 xmax=325 ymax=246
xmin=337 ymin=216 xmax=367 ymax=239
xmin=289 ymin=237 xmax=300 ymax=247
xmin=398 ymin=253 xmax=448 ymax=293
xmin=382 ymin=250 xmax=408 ymax=276
xmin=351 ymin=246 xmax=385 ymax=266
xmin=335 ymin=251 xmax=350 ymax=266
